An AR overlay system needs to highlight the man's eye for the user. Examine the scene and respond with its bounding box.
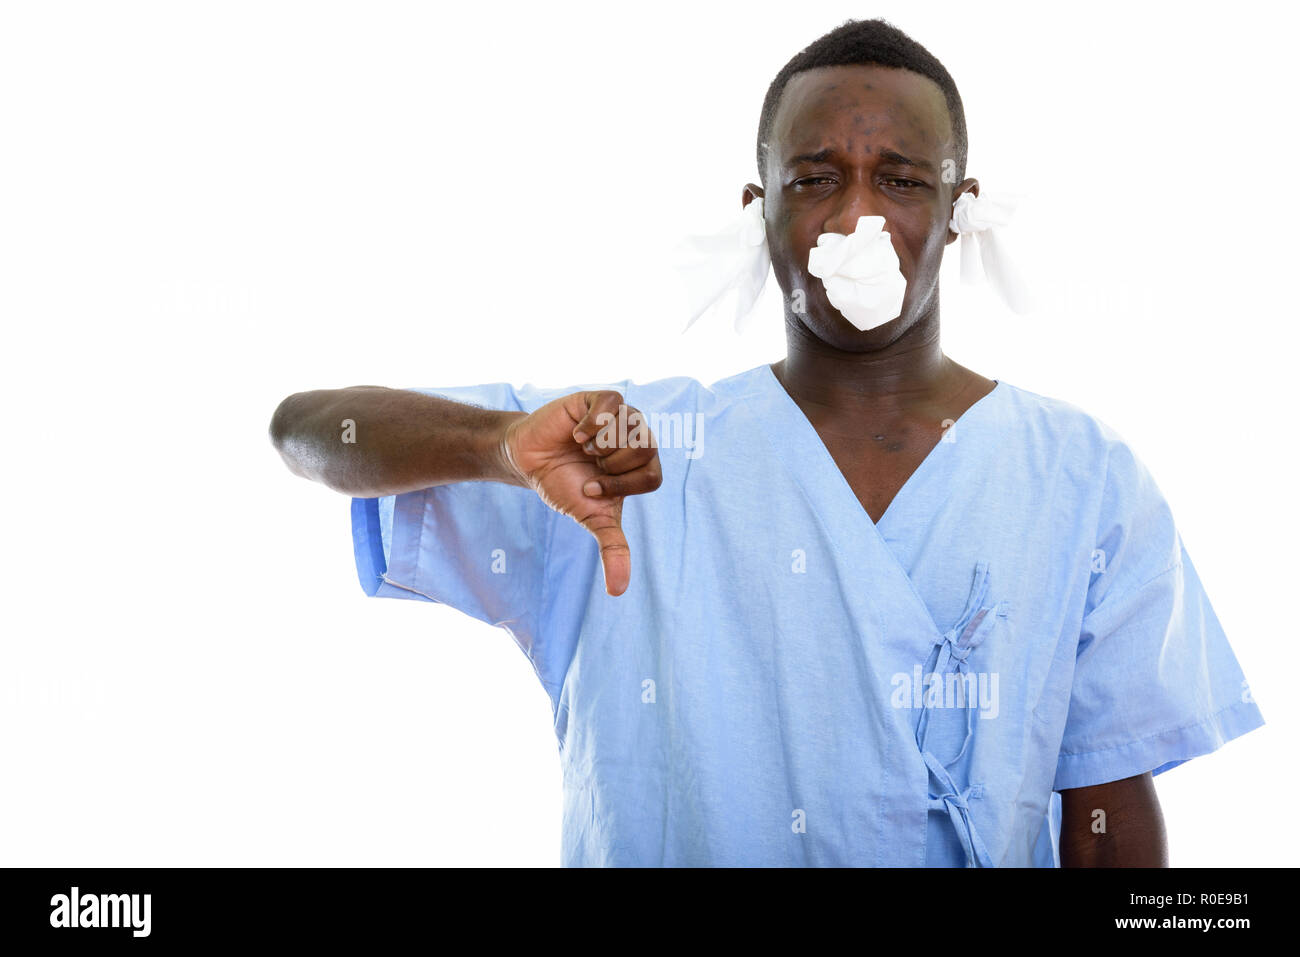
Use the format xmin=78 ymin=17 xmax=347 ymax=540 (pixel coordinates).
xmin=794 ymin=176 xmax=924 ymax=189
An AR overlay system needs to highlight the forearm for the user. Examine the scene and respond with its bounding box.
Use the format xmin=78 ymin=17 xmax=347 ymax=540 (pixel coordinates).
xmin=1059 ymin=773 xmax=1169 ymax=867
xmin=269 ymin=386 xmax=528 ymax=497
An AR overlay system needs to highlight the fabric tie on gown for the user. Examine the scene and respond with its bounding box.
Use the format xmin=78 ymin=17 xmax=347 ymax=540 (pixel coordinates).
xmin=915 ymin=561 xmax=1011 ymax=867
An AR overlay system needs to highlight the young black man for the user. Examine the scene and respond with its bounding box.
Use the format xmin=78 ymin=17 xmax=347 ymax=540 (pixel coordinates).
xmin=270 ymin=18 xmax=1263 ymax=867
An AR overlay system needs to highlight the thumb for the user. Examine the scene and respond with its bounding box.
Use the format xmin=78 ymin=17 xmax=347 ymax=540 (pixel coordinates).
xmin=581 ymin=502 xmax=630 ymax=597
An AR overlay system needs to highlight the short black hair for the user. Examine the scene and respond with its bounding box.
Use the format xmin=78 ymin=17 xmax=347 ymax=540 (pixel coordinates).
xmin=756 ymin=18 xmax=968 ymax=188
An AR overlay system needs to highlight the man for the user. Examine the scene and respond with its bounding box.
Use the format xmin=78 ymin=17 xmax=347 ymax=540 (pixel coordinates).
xmin=270 ymin=18 xmax=1262 ymax=866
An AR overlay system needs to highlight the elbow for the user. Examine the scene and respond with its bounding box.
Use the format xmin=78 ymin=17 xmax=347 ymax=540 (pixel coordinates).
xmin=268 ymin=395 xmax=291 ymax=452
xmin=269 ymin=392 xmax=310 ymax=475
xmin=269 ymin=392 xmax=308 ymax=452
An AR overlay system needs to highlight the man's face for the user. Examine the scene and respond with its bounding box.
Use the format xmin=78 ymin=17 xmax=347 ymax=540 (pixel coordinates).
xmin=748 ymin=64 xmax=972 ymax=349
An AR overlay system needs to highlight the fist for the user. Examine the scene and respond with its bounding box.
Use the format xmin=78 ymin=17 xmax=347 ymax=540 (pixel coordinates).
xmin=501 ymin=390 xmax=663 ymax=596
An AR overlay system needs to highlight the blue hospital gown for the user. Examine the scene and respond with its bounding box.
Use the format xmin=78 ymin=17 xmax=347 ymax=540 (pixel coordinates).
xmin=349 ymin=363 xmax=1264 ymax=866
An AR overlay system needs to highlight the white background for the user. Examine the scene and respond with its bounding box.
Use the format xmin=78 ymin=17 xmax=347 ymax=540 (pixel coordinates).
xmin=1 ymin=0 xmax=1293 ymax=866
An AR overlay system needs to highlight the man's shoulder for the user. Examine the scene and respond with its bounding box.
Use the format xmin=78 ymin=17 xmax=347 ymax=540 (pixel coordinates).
xmin=993 ymin=381 xmax=1162 ymax=511
xmin=995 ymin=380 xmax=1136 ymax=457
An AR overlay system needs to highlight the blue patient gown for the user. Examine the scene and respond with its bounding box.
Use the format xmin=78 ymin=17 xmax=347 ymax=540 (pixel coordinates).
xmin=349 ymin=363 xmax=1264 ymax=866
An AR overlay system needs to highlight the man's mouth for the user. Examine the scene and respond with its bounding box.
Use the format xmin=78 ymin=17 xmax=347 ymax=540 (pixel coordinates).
xmin=806 ymin=215 xmax=908 ymax=331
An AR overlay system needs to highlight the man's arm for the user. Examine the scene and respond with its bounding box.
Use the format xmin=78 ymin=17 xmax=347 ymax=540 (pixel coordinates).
xmin=269 ymin=386 xmax=527 ymax=498
xmin=1058 ymin=772 xmax=1169 ymax=867
xmin=269 ymin=385 xmax=663 ymax=596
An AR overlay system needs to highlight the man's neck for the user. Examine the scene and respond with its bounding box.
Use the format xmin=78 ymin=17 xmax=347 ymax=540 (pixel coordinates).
xmin=772 ymin=311 xmax=966 ymax=420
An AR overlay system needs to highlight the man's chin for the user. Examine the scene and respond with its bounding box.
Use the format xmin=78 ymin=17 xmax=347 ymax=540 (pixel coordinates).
xmin=840 ymin=311 xmax=904 ymax=334
xmin=793 ymin=309 xmax=907 ymax=348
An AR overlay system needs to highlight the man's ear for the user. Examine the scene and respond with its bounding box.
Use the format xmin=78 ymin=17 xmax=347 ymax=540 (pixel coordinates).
xmin=742 ymin=183 xmax=764 ymax=208
xmin=944 ymin=178 xmax=979 ymax=246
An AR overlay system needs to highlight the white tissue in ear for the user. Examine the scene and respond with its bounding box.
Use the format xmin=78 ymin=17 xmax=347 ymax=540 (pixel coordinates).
xmin=806 ymin=215 xmax=908 ymax=331
xmin=673 ymin=197 xmax=771 ymax=333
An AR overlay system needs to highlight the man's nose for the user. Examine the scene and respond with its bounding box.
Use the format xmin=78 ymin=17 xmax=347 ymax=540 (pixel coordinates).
xmin=823 ymin=183 xmax=886 ymax=236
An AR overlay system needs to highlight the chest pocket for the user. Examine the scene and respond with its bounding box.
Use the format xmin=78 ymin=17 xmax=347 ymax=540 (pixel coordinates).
xmin=914 ymin=560 xmax=1011 ymax=868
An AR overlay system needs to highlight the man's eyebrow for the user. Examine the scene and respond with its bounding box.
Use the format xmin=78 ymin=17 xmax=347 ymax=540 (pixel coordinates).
xmin=878 ymin=149 xmax=936 ymax=172
xmin=785 ymin=148 xmax=836 ymax=167
xmin=784 ymin=146 xmax=937 ymax=173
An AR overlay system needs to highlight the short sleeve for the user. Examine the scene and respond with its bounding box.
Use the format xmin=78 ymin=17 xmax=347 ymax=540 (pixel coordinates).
xmin=1052 ymin=439 xmax=1264 ymax=791
xmin=350 ymin=381 xmax=574 ymax=705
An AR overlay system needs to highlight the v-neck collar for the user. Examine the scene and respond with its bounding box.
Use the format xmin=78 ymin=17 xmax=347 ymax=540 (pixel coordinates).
xmin=753 ymin=362 xmax=1005 ymax=540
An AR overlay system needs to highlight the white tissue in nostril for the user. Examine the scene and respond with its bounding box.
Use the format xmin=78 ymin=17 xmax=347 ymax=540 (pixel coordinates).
xmin=806 ymin=215 xmax=908 ymax=331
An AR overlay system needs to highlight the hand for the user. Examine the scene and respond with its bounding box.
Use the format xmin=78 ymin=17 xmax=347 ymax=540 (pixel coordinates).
xmin=501 ymin=391 xmax=663 ymax=597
